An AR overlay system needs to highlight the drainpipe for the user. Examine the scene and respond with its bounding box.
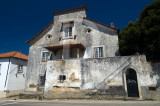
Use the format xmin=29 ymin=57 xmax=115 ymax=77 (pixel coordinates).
xmin=4 ymin=57 xmax=11 ymax=88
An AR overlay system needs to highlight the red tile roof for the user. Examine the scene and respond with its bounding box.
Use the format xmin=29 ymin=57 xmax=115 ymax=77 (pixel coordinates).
xmin=0 ymin=51 xmax=28 ymax=60
xmin=53 ymin=6 xmax=88 ymax=15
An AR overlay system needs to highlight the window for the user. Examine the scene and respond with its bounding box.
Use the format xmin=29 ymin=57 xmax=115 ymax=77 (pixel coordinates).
xmin=59 ymin=75 xmax=66 ymax=83
xmin=93 ymin=47 xmax=104 ymax=58
xmin=65 ymin=27 xmax=72 ymax=38
xmin=46 ymin=34 xmax=52 ymax=39
xmin=0 ymin=64 xmax=1 ymax=75
xmin=17 ymin=65 xmax=23 ymax=73
xmin=40 ymin=75 xmax=46 ymax=86
xmin=42 ymin=52 xmax=49 ymax=62
xmin=85 ymin=28 xmax=92 ymax=34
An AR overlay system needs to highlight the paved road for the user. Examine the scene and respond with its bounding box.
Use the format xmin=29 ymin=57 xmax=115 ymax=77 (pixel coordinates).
xmin=0 ymin=100 xmax=160 ymax=106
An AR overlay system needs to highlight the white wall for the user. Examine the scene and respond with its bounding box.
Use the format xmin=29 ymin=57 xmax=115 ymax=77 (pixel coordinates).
xmin=7 ymin=58 xmax=27 ymax=90
xmin=0 ymin=58 xmax=10 ymax=91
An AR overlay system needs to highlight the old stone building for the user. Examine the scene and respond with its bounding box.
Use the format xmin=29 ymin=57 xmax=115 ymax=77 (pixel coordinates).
xmin=25 ymin=6 xmax=160 ymax=100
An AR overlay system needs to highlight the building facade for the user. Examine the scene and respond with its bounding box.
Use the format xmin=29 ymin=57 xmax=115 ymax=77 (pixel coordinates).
xmin=25 ymin=6 xmax=160 ymax=100
xmin=0 ymin=51 xmax=28 ymax=98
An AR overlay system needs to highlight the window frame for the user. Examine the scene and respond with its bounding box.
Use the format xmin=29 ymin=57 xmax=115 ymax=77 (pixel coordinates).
xmin=92 ymin=45 xmax=105 ymax=58
xmin=62 ymin=22 xmax=74 ymax=39
xmin=41 ymin=51 xmax=50 ymax=62
xmin=17 ymin=65 xmax=23 ymax=73
xmin=59 ymin=75 xmax=66 ymax=83
xmin=64 ymin=27 xmax=72 ymax=38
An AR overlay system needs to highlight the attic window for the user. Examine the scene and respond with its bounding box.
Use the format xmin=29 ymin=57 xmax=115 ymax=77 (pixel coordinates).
xmin=46 ymin=34 xmax=52 ymax=39
xmin=63 ymin=22 xmax=74 ymax=38
xmin=85 ymin=28 xmax=92 ymax=34
xmin=65 ymin=27 xmax=72 ymax=38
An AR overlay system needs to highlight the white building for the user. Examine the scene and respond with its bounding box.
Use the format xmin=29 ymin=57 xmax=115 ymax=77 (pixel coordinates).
xmin=0 ymin=51 xmax=28 ymax=98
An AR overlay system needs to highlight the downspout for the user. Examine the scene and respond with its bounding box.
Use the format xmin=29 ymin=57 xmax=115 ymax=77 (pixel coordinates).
xmin=4 ymin=57 xmax=11 ymax=88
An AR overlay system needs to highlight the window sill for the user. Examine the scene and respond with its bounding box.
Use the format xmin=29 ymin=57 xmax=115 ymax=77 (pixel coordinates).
xmin=41 ymin=62 xmax=47 ymax=64
xmin=62 ymin=37 xmax=73 ymax=40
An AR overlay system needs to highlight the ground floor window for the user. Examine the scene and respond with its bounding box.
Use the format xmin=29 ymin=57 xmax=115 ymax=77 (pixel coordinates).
xmin=59 ymin=75 xmax=66 ymax=83
xmin=40 ymin=75 xmax=46 ymax=86
xmin=17 ymin=65 xmax=23 ymax=73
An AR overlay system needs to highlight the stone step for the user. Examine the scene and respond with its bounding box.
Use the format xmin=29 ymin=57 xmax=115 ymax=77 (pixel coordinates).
xmin=19 ymin=91 xmax=44 ymax=99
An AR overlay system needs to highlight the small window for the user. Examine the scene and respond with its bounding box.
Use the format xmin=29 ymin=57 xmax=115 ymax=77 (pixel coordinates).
xmin=46 ymin=34 xmax=52 ymax=39
xmin=65 ymin=27 xmax=72 ymax=38
xmin=17 ymin=65 xmax=23 ymax=73
xmin=93 ymin=47 xmax=104 ymax=58
xmin=85 ymin=28 xmax=92 ymax=34
xmin=42 ymin=52 xmax=49 ymax=62
xmin=59 ymin=75 xmax=66 ymax=83
xmin=0 ymin=64 xmax=1 ymax=75
xmin=149 ymin=87 xmax=156 ymax=91
xmin=40 ymin=75 xmax=46 ymax=86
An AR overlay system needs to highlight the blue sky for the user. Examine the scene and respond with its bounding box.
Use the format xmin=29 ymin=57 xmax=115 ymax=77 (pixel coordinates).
xmin=0 ymin=0 xmax=155 ymax=55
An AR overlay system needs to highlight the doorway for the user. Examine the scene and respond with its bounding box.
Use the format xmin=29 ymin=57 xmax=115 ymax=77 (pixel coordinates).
xmin=126 ymin=69 xmax=139 ymax=97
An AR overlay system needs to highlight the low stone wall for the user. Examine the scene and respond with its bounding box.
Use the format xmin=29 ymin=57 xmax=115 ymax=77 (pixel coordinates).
xmin=6 ymin=89 xmax=24 ymax=97
xmin=44 ymin=86 xmax=124 ymax=100
xmin=141 ymin=86 xmax=160 ymax=101
xmin=0 ymin=91 xmax=6 ymax=98
xmin=44 ymin=55 xmax=160 ymax=100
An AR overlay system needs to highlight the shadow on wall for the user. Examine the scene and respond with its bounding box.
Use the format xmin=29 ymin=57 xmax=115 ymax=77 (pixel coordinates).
xmin=150 ymin=63 xmax=160 ymax=86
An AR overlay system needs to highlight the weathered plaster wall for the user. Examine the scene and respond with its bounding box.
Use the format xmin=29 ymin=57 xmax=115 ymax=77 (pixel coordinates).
xmin=25 ymin=8 xmax=119 ymax=91
xmin=44 ymin=55 xmax=160 ymax=100
xmin=81 ymin=55 xmax=153 ymax=89
xmin=45 ymin=59 xmax=81 ymax=92
xmin=25 ymin=46 xmax=48 ymax=91
xmin=0 ymin=58 xmax=27 ymax=98
xmin=7 ymin=58 xmax=27 ymax=91
xmin=0 ymin=58 xmax=10 ymax=91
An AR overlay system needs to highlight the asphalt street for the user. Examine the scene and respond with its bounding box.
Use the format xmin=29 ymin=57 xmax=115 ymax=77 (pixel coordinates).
xmin=0 ymin=100 xmax=160 ymax=106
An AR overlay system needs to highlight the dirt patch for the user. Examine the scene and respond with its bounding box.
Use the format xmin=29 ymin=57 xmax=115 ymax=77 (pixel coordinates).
xmin=69 ymin=73 xmax=80 ymax=82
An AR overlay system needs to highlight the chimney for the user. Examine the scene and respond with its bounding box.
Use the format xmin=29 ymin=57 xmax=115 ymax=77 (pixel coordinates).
xmin=110 ymin=22 xmax=114 ymax=28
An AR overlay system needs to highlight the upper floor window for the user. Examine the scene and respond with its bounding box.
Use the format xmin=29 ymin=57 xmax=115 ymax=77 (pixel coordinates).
xmin=62 ymin=22 xmax=74 ymax=39
xmin=17 ymin=65 xmax=23 ymax=73
xmin=93 ymin=47 xmax=104 ymax=58
xmin=42 ymin=52 xmax=50 ymax=62
xmin=65 ymin=27 xmax=72 ymax=38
